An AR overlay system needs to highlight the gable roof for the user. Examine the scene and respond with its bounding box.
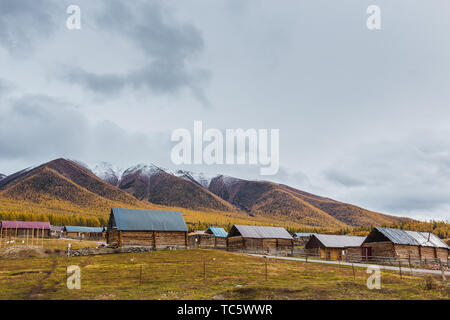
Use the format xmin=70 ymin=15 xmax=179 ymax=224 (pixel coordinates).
xmin=231 ymin=225 xmax=293 ymax=240
xmin=369 ymin=227 xmax=449 ymax=249
xmin=110 ymin=208 xmax=188 ymax=232
xmin=64 ymin=226 xmax=104 ymax=233
xmin=311 ymin=234 xmax=366 ymax=248
xmin=1 ymin=220 xmax=50 ymax=230
xmin=206 ymin=226 xmax=228 ymax=238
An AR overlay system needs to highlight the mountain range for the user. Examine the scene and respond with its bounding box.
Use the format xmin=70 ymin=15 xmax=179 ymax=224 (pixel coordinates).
xmin=0 ymin=158 xmax=408 ymax=229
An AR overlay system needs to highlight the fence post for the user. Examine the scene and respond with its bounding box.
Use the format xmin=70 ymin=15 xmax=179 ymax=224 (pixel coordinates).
xmin=305 ymin=254 xmax=308 ymax=263
xmin=398 ymin=261 xmax=402 ymax=279
xmin=139 ymin=265 xmax=142 ymax=286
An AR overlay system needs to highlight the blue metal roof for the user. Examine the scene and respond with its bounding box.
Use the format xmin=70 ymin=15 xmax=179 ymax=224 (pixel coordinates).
xmin=207 ymin=226 xmax=228 ymax=238
xmin=64 ymin=226 xmax=104 ymax=233
xmin=294 ymin=233 xmax=314 ymax=238
xmin=111 ymin=208 xmax=188 ymax=232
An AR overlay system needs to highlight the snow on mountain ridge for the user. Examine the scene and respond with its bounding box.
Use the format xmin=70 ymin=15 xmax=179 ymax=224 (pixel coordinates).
xmin=91 ymin=161 xmax=123 ymax=186
xmin=122 ymin=163 xmax=162 ymax=178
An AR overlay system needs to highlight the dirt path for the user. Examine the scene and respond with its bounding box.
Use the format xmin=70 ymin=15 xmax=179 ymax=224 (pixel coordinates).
xmin=24 ymin=258 xmax=57 ymax=300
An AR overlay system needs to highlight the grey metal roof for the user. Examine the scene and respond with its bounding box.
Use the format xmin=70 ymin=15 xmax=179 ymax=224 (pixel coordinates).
xmin=374 ymin=227 xmax=449 ymax=249
xmin=233 ymin=225 xmax=293 ymax=239
xmin=375 ymin=227 xmax=417 ymax=245
xmin=294 ymin=233 xmax=314 ymax=238
xmin=313 ymin=234 xmax=366 ymax=248
xmin=111 ymin=208 xmax=188 ymax=232
xmin=51 ymin=226 xmax=64 ymax=232
xmin=207 ymin=227 xmax=228 ymax=238
xmin=64 ymin=226 xmax=104 ymax=233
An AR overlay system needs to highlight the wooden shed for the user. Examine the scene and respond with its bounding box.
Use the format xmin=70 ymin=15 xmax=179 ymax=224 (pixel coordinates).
xmin=0 ymin=220 xmax=51 ymax=239
xmin=50 ymin=226 xmax=64 ymax=238
xmin=188 ymin=231 xmax=215 ymax=249
xmin=205 ymin=227 xmax=228 ymax=249
xmin=362 ymin=227 xmax=449 ymax=262
xmin=107 ymin=208 xmax=188 ymax=249
xmin=64 ymin=226 xmax=104 ymax=240
xmin=226 ymin=225 xmax=293 ymax=255
xmin=293 ymin=233 xmax=314 ymax=246
xmin=188 ymin=227 xmax=228 ymax=249
xmin=305 ymin=234 xmax=366 ymax=261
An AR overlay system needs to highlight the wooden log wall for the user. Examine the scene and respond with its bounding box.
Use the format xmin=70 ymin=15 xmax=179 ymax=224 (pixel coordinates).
xmin=436 ymin=248 xmax=449 ymax=261
xmin=214 ymin=237 xmax=227 ymax=249
xmin=227 ymin=236 xmax=244 ymax=250
xmin=154 ymin=231 xmax=186 ymax=248
xmin=394 ymin=244 xmax=420 ymax=259
xmin=107 ymin=230 xmax=120 ymax=245
xmin=362 ymin=241 xmax=395 ymax=257
xmin=107 ymin=230 xmax=187 ymax=249
xmin=188 ymin=234 xmax=216 ymax=249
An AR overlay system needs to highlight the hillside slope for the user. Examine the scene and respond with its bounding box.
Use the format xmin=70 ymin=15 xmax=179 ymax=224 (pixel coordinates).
xmin=0 ymin=159 xmax=152 ymax=216
xmin=118 ymin=164 xmax=237 ymax=212
xmin=0 ymin=159 xmax=409 ymax=229
xmin=208 ymin=175 xmax=405 ymax=227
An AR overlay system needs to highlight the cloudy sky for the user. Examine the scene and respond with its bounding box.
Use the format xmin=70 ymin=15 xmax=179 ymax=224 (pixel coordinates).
xmin=1 ymin=0 xmax=450 ymax=221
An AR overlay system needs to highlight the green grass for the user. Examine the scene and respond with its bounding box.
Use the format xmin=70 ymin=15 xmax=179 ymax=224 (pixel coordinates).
xmin=0 ymin=249 xmax=448 ymax=300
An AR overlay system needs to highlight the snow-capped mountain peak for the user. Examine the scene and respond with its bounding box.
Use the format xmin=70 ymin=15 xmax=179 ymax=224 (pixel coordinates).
xmin=91 ymin=161 xmax=123 ymax=186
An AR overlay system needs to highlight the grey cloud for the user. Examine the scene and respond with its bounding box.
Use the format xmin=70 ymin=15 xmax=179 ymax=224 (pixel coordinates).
xmin=0 ymin=94 xmax=173 ymax=168
xmin=0 ymin=79 xmax=12 ymax=96
xmin=322 ymin=134 xmax=450 ymax=219
xmin=0 ymin=0 xmax=58 ymax=54
xmin=0 ymin=95 xmax=89 ymax=159
xmin=324 ymin=168 xmax=365 ymax=187
xmin=65 ymin=1 xmax=210 ymax=105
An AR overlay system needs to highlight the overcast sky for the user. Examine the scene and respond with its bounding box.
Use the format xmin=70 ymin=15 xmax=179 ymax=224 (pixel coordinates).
xmin=1 ymin=0 xmax=450 ymax=221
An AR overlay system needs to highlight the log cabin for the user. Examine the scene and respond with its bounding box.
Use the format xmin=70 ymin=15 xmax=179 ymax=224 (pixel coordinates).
xmin=188 ymin=227 xmax=228 ymax=249
xmin=0 ymin=220 xmax=51 ymax=239
xmin=107 ymin=208 xmax=188 ymax=249
xmin=188 ymin=231 xmax=215 ymax=249
xmin=64 ymin=226 xmax=104 ymax=240
xmin=305 ymin=234 xmax=366 ymax=261
xmin=205 ymin=226 xmax=228 ymax=249
xmin=226 ymin=225 xmax=293 ymax=255
xmin=361 ymin=227 xmax=449 ymax=262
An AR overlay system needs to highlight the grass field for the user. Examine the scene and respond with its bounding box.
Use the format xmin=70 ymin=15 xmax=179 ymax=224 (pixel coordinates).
xmin=0 ymin=249 xmax=449 ymax=300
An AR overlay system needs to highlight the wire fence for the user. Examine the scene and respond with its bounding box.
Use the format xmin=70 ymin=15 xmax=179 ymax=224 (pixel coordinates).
xmin=224 ymin=246 xmax=449 ymax=273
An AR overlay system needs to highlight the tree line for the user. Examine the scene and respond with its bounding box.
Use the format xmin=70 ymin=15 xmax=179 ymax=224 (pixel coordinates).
xmin=0 ymin=211 xmax=108 ymax=227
